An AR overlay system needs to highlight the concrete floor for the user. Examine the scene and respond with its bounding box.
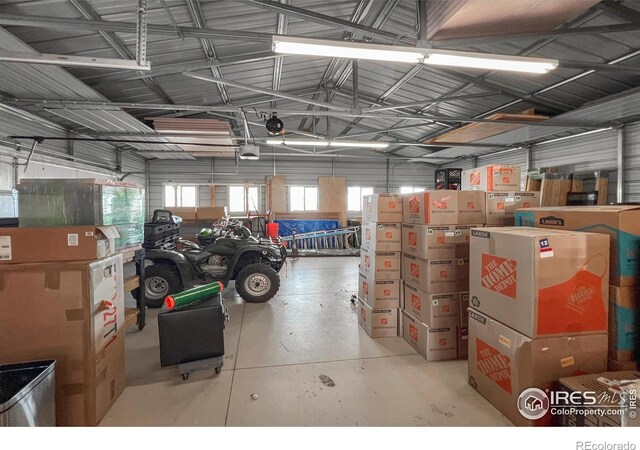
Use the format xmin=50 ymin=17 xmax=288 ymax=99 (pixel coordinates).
xmin=100 ymin=256 xmax=511 ymax=426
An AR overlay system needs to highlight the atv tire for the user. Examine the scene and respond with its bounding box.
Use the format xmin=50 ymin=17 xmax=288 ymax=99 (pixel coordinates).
xmin=235 ymin=263 xmax=280 ymax=303
xmin=139 ymin=263 xmax=184 ymax=308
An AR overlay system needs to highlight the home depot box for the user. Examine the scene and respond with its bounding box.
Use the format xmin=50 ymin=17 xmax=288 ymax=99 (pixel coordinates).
xmin=468 ymin=308 xmax=608 ymax=427
xmin=401 ymin=223 xmax=479 ymax=259
xmin=196 ymin=207 xmax=228 ymax=220
xmin=358 ymin=299 xmax=398 ymax=338
xmin=0 ymin=254 xmax=126 ymax=426
xmin=458 ymin=326 xmax=469 ymax=359
xmin=402 ymin=254 xmax=468 ymax=294
xmin=401 ymin=310 xmax=457 ymax=361
xmin=486 ymin=192 xmax=540 ymax=226
xmin=361 ymin=222 xmax=401 ymax=252
xmin=515 ymin=206 xmax=640 ymax=287
xmin=462 ymin=164 xmax=521 ymax=192
xmin=402 ymin=190 xmax=486 ymax=225
xmin=460 ymin=292 xmax=470 ymax=327
xmin=403 ymin=282 xmax=461 ymax=327
xmin=362 ymin=193 xmax=403 ymax=222
xmin=558 ymin=370 xmax=640 ymax=427
xmin=470 ymin=227 xmax=610 ymax=338
xmin=609 ymin=285 xmax=637 ymax=362
xmin=360 ymin=246 xmax=401 ymax=280
xmin=358 ymin=271 xmax=400 ymax=308
xmin=0 ymin=225 xmax=120 ymax=264
xmin=167 ymin=207 xmax=197 ymax=221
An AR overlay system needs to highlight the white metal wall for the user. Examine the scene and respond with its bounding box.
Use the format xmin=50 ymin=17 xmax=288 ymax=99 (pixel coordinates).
xmin=625 ymin=123 xmax=640 ymax=202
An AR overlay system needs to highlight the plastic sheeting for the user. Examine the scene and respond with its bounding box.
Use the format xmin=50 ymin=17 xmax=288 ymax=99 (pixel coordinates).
xmin=274 ymin=219 xmax=339 ymax=236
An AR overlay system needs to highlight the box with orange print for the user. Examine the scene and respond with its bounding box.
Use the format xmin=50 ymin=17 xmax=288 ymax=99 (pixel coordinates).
xmin=359 ymin=245 xmax=401 ymax=280
xmin=362 ymin=193 xmax=403 ymax=223
xmin=402 ymin=253 xmax=469 ymax=294
xmin=470 ymin=227 xmax=610 ymax=339
xmin=401 ymin=223 xmax=480 ymax=260
xmin=462 ymin=164 xmax=522 ymax=192
xmin=361 ymin=222 xmax=401 ymax=252
xmin=485 ymin=192 xmax=540 ymax=226
xmin=358 ymin=271 xmax=400 ymax=308
xmin=467 ymin=308 xmax=607 ymax=426
xmin=402 ymin=190 xmax=486 ymax=225
xmin=402 ymin=282 xmax=461 ymax=328
xmin=358 ymin=298 xmax=398 ymax=338
xmin=401 ymin=310 xmax=457 ymax=361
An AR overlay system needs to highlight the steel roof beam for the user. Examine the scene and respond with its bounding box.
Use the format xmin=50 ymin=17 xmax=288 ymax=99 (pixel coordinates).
xmin=271 ymin=0 xmax=291 ymax=109
xmin=233 ymin=0 xmax=407 ymax=43
xmin=595 ymin=1 xmax=640 ymax=24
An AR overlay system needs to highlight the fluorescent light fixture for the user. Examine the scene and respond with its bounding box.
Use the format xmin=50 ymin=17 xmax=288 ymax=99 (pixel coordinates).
xmin=265 ymin=138 xmax=388 ymax=149
xmin=424 ymin=50 xmax=558 ymax=74
xmin=272 ymin=36 xmax=425 ymax=64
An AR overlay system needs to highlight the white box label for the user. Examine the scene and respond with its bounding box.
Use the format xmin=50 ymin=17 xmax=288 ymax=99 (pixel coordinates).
xmin=0 ymin=236 xmax=11 ymax=261
xmin=67 ymin=233 xmax=79 ymax=246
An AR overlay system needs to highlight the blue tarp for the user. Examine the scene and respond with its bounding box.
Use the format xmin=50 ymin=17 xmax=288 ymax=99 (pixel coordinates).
xmin=274 ymin=219 xmax=339 ymax=236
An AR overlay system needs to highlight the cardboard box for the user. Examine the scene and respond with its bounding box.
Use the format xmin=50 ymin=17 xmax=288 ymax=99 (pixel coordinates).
xmin=609 ymin=285 xmax=637 ymax=362
xmin=468 ymin=308 xmax=608 ymax=426
xmin=402 ymin=254 xmax=468 ymax=294
xmin=558 ymin=370 xmax=640 ymax=427
xmin=0 ymin=226 xmax=120 ymax=264
xmin=358 ymin=271 xmax=400 ymax=308
xmin=358 ymin=299 xmax=398 ymax=338
xmin=362 ymin=194 xmax=403 ymax=222
xmin=361 ymin=222 xmax=401 ymax=252
xmin=167 ymin=207 xmax=197 ymax=221
xmin=460 ymin=292 xmax=470 ymax=327
xmin=402 ymin=190 xmax=486 ymax=225
xmin=486 ymin=192 xmax=540 ymax=226
xmin=360 ymin=246 xmax=401 ymax=280
xmin=470 ymin=227 xmax=610 ymax=338
xmin=196 ymin=207 xmax=228 ymax=220
xmin=401 ymin=310 xmax=457 ymax=361
xmin=457 ymin=326 xmax=469 ymax=360
xmin=0 ymin=254 xmax=126 ymax=426
xmin=515 ymin=206 xmax=640 ymax=287
xmin=403 ymin=282 xmax=461 ymax=327
xmin=462 ymin=164 xmax=522 ymax=192
xmin=401 ymin=223 xmax=479 ymax=259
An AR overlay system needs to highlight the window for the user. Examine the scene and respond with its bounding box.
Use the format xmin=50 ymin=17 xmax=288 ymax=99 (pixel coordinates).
xmin=289 ymin=186 xmax=318 ymax=211
xmin=347 ymin=186 xmax=374 ymax=211
xmin=228 ymin=186 xmax=260 ymax=213
xmin=164 ymin=185 xmax=197 ymax=207
xmin=400 ymin=186 xmax=426 ymax=194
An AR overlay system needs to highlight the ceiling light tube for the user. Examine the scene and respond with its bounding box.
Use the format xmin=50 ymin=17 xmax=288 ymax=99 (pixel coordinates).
xmin=265 ymin=138 xmax=329 ymax=146
xmin=272 ymin=36 xmax=425 ymax=64
xmin=329 ymin=141 xmax=389 ymax=149
xmin=424 ymin=50 xmax=558 ymax=74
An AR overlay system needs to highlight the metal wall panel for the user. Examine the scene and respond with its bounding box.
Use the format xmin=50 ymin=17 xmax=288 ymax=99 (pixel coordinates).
xmin=625 ymin=122 xmax=640 ymax=202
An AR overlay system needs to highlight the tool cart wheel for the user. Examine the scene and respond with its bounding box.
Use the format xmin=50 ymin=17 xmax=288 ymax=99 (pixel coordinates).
xmin=215 ymin=367 xmax=222 ymax=374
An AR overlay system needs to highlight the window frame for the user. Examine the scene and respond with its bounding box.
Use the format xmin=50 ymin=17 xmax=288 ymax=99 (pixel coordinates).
xmin=347 ymin=186 xmax=374 ymax=212
xmin=163 ymin=184 xmax=198 ymax=208
xmin=289 ymin=185 xmax=319 ymax=212
xmin=227 ymin=185 xmax=261 ymax=214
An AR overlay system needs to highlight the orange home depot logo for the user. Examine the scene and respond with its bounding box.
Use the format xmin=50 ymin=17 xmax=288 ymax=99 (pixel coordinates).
xmin=408 ymin=232 xmax=418 ymax=247
xmin=362 ymin=281 xmax=369 ymax=296
xmin=442 ymin=304 xmax=450 ymax=313
xmin=470 ymin=170 xmax=481 ymax=186
xmin=481 ymin=253 xmax=517 ymax=299
xmin=432 ymin=195 xmax=452 ymax=210
xmin=523 ymin=202 xmax=531 ymax=208
xmin=502 ymin=176 xmax=511 ymax=183
xmin=384 ymin=260 xmax=392 ymax=268
xmin=476 ymin=338 xmax=512 ymax=394
xmin=383 ymin=289 xmax=391 ymax=296
xmin=467 ymin=202 xmax=475 ymax=209
xmin=385 ymin=231 xmax=393 ymax=239
xmin=389 ymin=202 xmax=397 ymax=209
xmin=408 ymin=196 xmax=420 ymax=214
xmin=409 ymin=323 xmax=419 ymax=342
xmin=439 ymin=338 xmax=447 ymax=346
xmin=360 ymin=307 xmax=367 ymax=322
xmin=437 ymin=236 xmax=445 ymax=244
xmin=365 ymin=228 xmax=371 ymax=241
xmin=497 ymin=202 xmax=505 ymax=210
xmin=364 ymin=255 xmax=371 ymax=267
xmin=381 ymin=318 xmax=388 ymax=325
xmin=440 ymin=270 xmax=448 ymax=279
xmin=411 ymin=293 xmax=421 ymax=310
xmin=410 ymin=263 xmax=420 ymax=278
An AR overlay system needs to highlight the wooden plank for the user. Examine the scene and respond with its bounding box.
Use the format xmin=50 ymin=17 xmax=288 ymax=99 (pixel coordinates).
xmin=267 ymin=175 xmax=287 ymax=213
xmin=209 ymin=185 xmax=216 ymax=207
xmin=124 ymin=275 xmax=139 ymax=293
xmin=124 ymin=308 xmax=138 ymax=329
xmin=319 ymin=176 xmax=347 ymax=227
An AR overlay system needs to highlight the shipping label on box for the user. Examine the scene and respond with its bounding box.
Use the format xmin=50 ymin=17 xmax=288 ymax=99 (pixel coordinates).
xmin=486 ymin=192 xmax=540 ymax=226
xmin=90 ymin=253 xmax=125 ymax=354
xmin=403 ymin=282 xmax=461 ymax=327
xmin=468 ymin=308 xmax=608 ymax=426
xmin=358 ymin=299 xmax=398 ymax=338
xmin=358 ymin=271 xmax=400 ymax=308
xmin=470 ymin=227 xmax=610 ymax=338
xmin=608 ymin=285 xmax=637 ymax=362
xmin=401 ymin=310 xmax=457 ymax=361
xmin=402 ymin=254 xmax=460 ymax=294
xmin=363 ymin=193 xmax=403 ymax=222
xmin=515 ymin=206 xmax=640 ymax=287
xmin=361 ymin=222 xmax=401 ymax=252
xmin=462 ymin=164 xmax=521 ymax=192
xmin=457 ymin=326 xmax=469 ymax=360
xmin=460 ymin=292 xmax=470 ymax=327
xmin=401 ymin=223 xmax=477 ymax=260
xmin=360 ymin=246 xmax=401 ymax=280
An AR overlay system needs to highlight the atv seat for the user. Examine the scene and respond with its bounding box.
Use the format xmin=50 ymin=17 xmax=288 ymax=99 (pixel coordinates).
xmin=184 ymin=251 xmax=211 ymax=263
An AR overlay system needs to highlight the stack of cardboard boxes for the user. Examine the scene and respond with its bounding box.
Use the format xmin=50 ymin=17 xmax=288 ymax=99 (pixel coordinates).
xmin=357 ymin=194 xmax=403 ymax=338
xmin=399 ymin=190 xmax=485 ymax=361
xmin=467 ymin=226 xmax=610 ymax=426
xmin=514 ymin=205 xmax=640 ymax=371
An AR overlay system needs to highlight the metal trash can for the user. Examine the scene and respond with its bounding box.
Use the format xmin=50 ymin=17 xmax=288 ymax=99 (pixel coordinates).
xmin=0 ymin=360 xmax=56 ymax=426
